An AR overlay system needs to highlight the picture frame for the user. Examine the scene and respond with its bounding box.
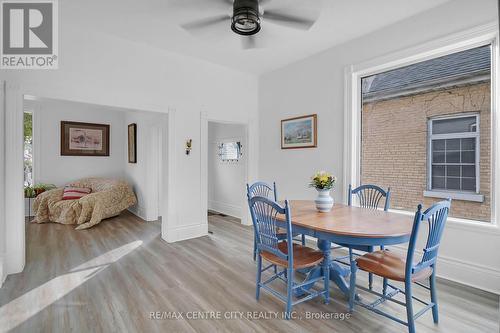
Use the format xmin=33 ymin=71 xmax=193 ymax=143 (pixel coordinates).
xmin=60 ymin=121 xmax=110 ymax=156
xmin=128 ymin=123 xmax=137 ymax=163
xmin=281 ymin=114 xmax=317 ymax=149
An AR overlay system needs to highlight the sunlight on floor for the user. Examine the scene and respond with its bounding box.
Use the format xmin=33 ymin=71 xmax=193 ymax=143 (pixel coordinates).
xmin=0 ymin=240 xmax=143 ymax=333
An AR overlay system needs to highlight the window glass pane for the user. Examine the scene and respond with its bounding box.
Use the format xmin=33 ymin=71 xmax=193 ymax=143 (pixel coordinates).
xmin=446 ymin=165 xmax=460 ymax=177
xmin=446 ymin=139 xmax=460 ymax=151
xmin=446 ymin=177 xmax=461 ymax=190
xmin=432 ymin=116 xmax=477 ymax=134
xmin=461 ymin=151 xmax=475 ymax=164
xmin=462 ymin=178 xmax=476 ymax=191
xmin=461 ymin=138 xmax=475 ymax=150
xmin=432 ymin=176 xmax=445 ymax=189
xmin=24 ymin=112 xmax=33 ymax=187
xmin=433 ymin=139 xmax=445 ymax=151
xmin=432 ymin=165 xmax=445 ymax=177
xmin=433 ymin=151 xmax=445 ymax=163
xmin=430 ymin=117 xmax=479 ymax=193
xmin=446 ymin=151 xmax=460 ymax=163
xmin=462 ymin=165 xmax=475 ymax=177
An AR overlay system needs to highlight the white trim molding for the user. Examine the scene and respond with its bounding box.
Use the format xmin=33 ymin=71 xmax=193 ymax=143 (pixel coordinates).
xmin=201 ymin=113 xmax=253 ymax=227
xmin=127 ymin=205 xmax=148 ymax=222
xmin=344 ymin=23 xmax=500 ymax=293
xmin=5 ymin=83 xmax=25 ymax=275
xmin=0 ymin=81 xmax=5 ymax=288
xmin=0 ymin=254 xmax=5 ymax=288
xmin=164 ymin=223 xmax=208 ymax=243
xmin=208 ymin=200 xmax=242 ymax=219
xmin=344 ymin=22 xmax=499 ymax=225
xmin=423 ymin=190 xmax=484 ymax=202
xmin=388 ymin=245 xmax=500 ymax=295
xmin=162 ymin=108 xmax=178 ymax=242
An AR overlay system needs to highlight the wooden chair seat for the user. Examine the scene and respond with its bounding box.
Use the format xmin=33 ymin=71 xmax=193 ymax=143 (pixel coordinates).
xmin=260 ymin=242 xmax=324 ymax=269
xmin=276 ymin=228 xmax=301 ymax=239
xmin=356 ymin=250 xmax=433 ymax=282
xmin=276 ymin=228 xmax=287 ymax=237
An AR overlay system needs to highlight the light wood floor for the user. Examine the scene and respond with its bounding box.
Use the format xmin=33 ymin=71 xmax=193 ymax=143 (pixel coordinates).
xmin=0 ymin=212 xmax=498 ymax=333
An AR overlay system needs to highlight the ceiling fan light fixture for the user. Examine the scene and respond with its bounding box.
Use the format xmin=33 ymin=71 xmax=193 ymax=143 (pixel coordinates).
xmin=231 ymin=0 xmax=260 ymax=36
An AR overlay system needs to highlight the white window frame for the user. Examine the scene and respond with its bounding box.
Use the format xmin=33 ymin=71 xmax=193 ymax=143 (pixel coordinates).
xmin=344 ymin=22 xmax=499 ymax=226
xmin=426 ymin=113 xmax=482 ymax=201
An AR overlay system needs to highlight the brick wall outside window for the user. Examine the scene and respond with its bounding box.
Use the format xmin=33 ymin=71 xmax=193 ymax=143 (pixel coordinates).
xmin=361 ymin=82 xmax=491 ymax=221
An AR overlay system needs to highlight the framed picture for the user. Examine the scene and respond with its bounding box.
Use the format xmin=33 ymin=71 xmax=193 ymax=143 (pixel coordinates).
xmin=128 ymin=123 xmax=137 ymax=163
xmin=61 ymin=121 xmax=110 ymax=156
xmin=281 ymin=114 xmax=317 ymax=149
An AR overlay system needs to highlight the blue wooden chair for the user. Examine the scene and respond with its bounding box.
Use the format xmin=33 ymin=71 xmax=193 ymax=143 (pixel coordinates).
xmin=350 ymin=199 xmax=451 ymax=333
xmin=248 ymin=195 xmax=329 ymax=318
xmin=335 ymin=184 xmax=391 ymax=290
xmin=246 ymin=182 xmax=306 ymax=261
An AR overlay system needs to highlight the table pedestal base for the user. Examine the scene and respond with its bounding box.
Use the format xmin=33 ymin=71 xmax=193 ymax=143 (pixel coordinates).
xmin=296 ymin=239 xmax=352 ymax=298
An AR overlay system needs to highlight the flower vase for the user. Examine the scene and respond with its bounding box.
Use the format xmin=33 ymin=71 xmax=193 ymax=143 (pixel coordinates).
xmin=315 ymin=189 xmax=334 ymax=212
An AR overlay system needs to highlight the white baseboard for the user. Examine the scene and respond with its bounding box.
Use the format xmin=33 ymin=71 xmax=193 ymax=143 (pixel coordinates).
xmin=5 ymin=249 xmax=24 ymax=277
xmin=162 ymin=223 xmax=208 ymax=243
xmin=388 ymin=245 xmax=500 ymax=295
xmin=0 ymin=254 xmax=5 ymax=288
xmin=330 ymin=244 xmax=500 ymax=295
xmin=434 ymin=255 xmax=500 ymax=295
xmin=128 ymin=205 xmax=157 ymax=222
xmin=208 ymin=200 xmax=241 ymax=219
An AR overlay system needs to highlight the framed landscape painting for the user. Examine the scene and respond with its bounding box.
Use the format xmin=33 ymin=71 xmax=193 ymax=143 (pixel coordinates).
xmin=128 ymin=123 xmax=137 ymax=163
xmin=281 ymin=114 xmax=317 ymax=149
xmin=61 ymin=121 xmax=110 ymax=156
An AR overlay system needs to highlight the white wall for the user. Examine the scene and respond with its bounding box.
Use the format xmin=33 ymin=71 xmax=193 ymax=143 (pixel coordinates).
xmin=0 ymin=82 xmax=5 ymax=285
xmin=0 ymin=3 xmax=258 ymax=278
xmin=22 ymin=97 xmax=165 ymax=222
xmin=208 ymin=122 xmax=246 ymax=218
xmin=124 ymin=111 xmax=168 ymax=221
xmin=259 ymin=0 xmax=500 ymax=293
xmin=29 ymin=98 xmax=126 ymax=186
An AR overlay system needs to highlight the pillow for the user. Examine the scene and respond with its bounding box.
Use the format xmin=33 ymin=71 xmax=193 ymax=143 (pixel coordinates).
xmin=62 ymin=186 xmax=92 ymax=200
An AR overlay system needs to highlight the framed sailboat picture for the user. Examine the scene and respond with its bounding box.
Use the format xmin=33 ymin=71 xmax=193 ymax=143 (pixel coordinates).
xmin=281 ymin=114 xmax=317 ymax=149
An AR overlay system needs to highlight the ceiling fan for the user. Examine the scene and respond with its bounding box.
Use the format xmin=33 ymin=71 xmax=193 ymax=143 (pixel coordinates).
xmin=178 ymin=0 xmax=319 ymax=49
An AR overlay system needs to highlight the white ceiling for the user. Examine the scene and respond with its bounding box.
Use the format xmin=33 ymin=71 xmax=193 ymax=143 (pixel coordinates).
xmin=66 ymin=0 xmax=452 ymax=75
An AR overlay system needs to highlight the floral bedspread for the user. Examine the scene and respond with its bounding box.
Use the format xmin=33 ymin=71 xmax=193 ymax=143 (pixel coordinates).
xmin=33 ymin=178 xmax=137 ymax=230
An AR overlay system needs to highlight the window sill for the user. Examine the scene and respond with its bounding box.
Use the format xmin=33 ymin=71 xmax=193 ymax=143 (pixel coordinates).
xmin=423 ymin=190 xmax=484 ymax=202
xmin=386 ymin=208 xmax=500 ymax=235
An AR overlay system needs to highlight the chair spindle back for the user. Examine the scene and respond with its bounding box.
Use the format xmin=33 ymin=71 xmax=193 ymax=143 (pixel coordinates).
xmin=348 ymin=184 xmax=391 ymax=211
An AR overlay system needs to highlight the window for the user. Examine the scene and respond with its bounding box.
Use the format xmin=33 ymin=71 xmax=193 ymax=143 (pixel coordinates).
xmin=24 ymin=111 xmax=33 ymax=186
xmin=428 ymin=114 xmax=479 ymax=193
xmin=355 ymin=40 xmax=492 ymax=222
xmin=218 ymin=142 xmax=242 ymax=161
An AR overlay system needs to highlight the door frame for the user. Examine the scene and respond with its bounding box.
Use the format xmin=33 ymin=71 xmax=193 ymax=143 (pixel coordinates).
xmin=201 ymin=113 xmax=255 ymax=226
xmin=2 ymin=87 xmax=174 ymax=279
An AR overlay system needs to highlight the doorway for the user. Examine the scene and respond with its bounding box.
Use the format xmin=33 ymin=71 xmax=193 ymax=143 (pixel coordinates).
xmin=207 ymin=121 xmax=248 ymax=226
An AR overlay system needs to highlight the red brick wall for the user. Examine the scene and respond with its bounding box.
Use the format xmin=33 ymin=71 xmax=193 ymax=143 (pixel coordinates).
xmin=361 ymin=83 xmax=491 ymax=221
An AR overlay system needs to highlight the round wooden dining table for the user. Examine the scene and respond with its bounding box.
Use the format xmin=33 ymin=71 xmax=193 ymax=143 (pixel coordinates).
xmin=275 ymin=200 xmax=415 ymax=301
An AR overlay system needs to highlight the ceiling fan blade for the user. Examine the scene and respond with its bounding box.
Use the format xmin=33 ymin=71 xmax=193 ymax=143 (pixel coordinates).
xmin=263 ymin=10 xmax=316 ymax=30
xmin=181 ymin=15 xmax=230 ymax=32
